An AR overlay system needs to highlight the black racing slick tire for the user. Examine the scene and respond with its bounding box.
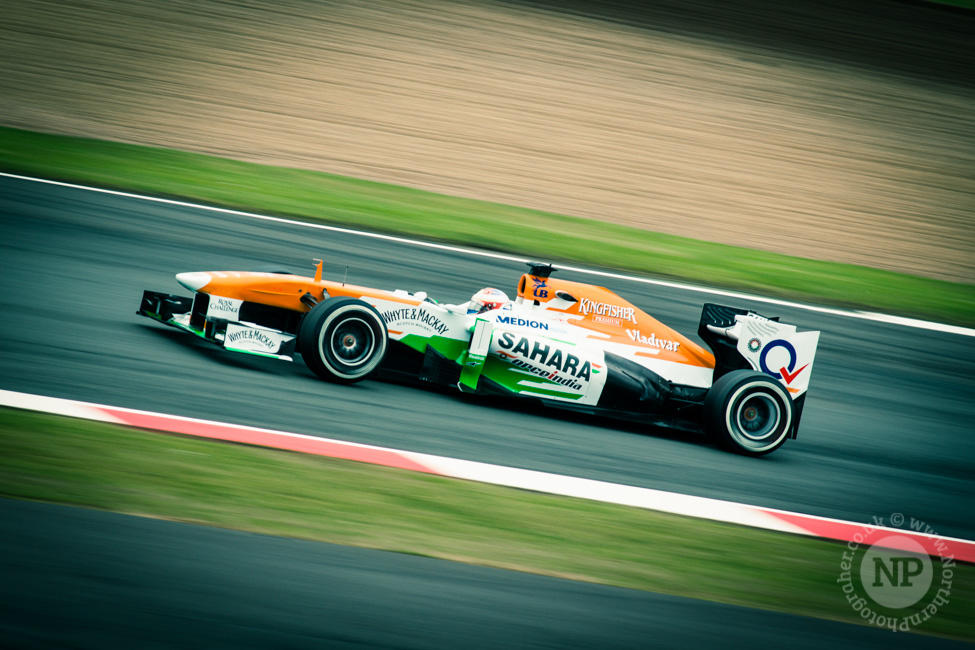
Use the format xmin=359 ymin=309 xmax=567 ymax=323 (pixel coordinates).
xmin=704 ymin=370 xmax=794 ymax=456
xmin=298 ymin=298 xmax=388 ymax=383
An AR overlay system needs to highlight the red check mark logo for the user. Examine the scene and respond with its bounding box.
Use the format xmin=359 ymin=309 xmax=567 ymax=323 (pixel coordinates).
xmin=780 ymin=364 xmax=808 ymax=385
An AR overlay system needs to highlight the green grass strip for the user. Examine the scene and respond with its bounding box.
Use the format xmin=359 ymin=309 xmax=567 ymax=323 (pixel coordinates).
xmin=0 ymin=126 xmax=972 ymax=326
xmin=0 ymin=407 xmax=971 ymax=640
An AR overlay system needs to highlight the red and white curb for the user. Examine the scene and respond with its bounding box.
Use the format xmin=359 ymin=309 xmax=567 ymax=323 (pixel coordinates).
xmin=2 ymin=388 xmax=973 ymax=563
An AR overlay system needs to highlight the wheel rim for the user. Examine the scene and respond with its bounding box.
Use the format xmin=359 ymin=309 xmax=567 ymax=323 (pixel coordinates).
xmin=733 ymin=393 xmax=780 ymax=442
xmin=327 ymin=318 xmax=376 ymax=368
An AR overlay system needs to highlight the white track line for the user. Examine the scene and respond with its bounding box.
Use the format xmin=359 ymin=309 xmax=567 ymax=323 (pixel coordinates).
xmin=3 ymin=171 xmax=972 ymax=337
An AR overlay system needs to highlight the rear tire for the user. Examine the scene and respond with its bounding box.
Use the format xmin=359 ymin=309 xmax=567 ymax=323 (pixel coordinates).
xmin=298 ymin=298 xmax=388 ymax=383
xmin=704 ymin=370 xmax=793 ymax=456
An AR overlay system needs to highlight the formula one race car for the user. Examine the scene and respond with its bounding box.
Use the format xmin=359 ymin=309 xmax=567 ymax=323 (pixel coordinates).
xmin=138 ymin=261 xmax=820 ymax=455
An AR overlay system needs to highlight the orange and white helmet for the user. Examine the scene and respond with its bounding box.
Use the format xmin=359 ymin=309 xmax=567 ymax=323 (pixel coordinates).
xmin=468 ymin=288 xmax=510 ymax=314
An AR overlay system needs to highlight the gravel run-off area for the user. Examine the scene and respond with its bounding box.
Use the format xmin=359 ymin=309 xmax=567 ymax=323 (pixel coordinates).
xmin=1 ymin=0 xmax=972 ymax=283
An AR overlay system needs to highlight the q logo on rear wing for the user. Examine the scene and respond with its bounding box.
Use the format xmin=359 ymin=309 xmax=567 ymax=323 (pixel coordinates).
xmin=736 ymin=318 xmax=820 ymax=396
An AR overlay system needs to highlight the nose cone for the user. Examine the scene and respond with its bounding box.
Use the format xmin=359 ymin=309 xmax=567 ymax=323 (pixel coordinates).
xmin=176 ymin=272 xmax=211 ymax=292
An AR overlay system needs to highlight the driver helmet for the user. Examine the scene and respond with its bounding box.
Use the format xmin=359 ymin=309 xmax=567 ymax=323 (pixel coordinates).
xmin=468 ymin=287 xmax=510 ymax=314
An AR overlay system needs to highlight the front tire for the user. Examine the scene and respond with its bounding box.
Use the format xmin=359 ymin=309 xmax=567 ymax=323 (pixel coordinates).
xmin=298 ymin=298 xmax=388 ymax=383
xmin=704 ymin=370 xmax=793 ymax=456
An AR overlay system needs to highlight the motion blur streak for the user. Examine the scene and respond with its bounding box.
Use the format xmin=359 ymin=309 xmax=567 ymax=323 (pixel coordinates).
xmin=3 ymin=171 xmax=971 ymax=337
xmin=0 ymin=0 xmax=972 ymax=281
xmin=0 ymin=175 xmax=972 ymax=541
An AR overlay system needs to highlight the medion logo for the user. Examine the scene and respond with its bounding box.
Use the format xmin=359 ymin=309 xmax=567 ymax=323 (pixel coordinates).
xmin=580 ymin=298 xmax=636 ymax=324
xmin=496 ymin=315 xmax=548 ymax=330
xmin=497 ymin=332 xmax=591 ymax=384
xmin=625 ymin=329 xmax=681 ymax=352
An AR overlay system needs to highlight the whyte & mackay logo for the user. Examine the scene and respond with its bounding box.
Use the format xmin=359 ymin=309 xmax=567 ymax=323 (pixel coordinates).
xmin=381 ymin=307 xmax=448 ymax=335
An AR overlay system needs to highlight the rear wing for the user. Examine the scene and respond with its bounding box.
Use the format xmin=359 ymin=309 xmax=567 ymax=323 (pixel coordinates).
xmin=699 ymin=304 xmax=820 ymax=398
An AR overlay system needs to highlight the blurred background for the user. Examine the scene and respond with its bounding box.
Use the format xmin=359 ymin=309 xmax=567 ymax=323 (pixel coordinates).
xmin=1 ymin=0 xmax=972 ymax=283
xmin=2 ymin=2 xmax=975 ymax=645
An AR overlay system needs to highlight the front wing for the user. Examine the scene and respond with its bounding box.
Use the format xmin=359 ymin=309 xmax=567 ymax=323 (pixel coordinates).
xmin=138 ymin=290 xmax=297 ymax=360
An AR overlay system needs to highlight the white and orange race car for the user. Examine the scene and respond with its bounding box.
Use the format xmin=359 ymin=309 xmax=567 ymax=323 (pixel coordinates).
xmin=138 ymin=261 xmax=820 ymax=455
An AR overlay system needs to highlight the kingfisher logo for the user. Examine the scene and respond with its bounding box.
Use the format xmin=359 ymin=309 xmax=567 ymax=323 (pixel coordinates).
xmin=579 ymin=298 xmax=637 ymax=324
xmin=496 ymin=315 xmax=549 ymax=330
xmin=760 ymin=339 xmax=809 ymax=385
xmin=593 ymin=315 xmax=621 ymax=327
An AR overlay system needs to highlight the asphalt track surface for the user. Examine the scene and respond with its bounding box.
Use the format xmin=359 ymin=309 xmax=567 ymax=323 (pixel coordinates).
xmin=2 ymin=498 xmax=968 ymax=649
xmin=1 ymin=174 xmax=973 ymax=542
